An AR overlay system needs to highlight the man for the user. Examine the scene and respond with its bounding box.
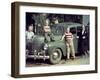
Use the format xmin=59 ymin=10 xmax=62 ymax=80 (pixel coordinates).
xmin=81 ymin=25 xmax=88 ymax=56
xmin=26 ymin=24 xmax=35 ymax=53
xmin=61 ymin=28 xmax=75 ymax=60
xmin=52 ymin=17 xmax=59 ymax=24
xmin=43 ymin=19 xmax=54 ymax=43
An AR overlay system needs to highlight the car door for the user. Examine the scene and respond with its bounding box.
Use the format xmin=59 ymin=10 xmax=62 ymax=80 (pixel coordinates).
xmin=70 ymin=27 xmax=78 ymax=53
xmin=76 ymin=26 xmax=82 ymax=54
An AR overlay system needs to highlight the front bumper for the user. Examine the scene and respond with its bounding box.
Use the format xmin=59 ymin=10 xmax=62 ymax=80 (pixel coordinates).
xmin=26 ymin=50 xmax=49 ymax=60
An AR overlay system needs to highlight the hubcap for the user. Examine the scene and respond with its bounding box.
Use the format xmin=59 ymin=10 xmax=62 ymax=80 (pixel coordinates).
xmin=53 ymin=52 xmax=59 ymax=59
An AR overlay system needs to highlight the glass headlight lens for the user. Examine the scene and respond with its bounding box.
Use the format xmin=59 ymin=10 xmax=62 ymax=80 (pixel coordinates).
xmin=44 ymin=44 xmax=48 ymax=50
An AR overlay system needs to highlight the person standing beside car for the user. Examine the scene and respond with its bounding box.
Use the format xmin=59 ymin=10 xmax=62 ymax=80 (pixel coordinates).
xmin=61 ymin=28 xmax=75 ymax=60
xmin=80 ymin=24 xmax=88 ymax=56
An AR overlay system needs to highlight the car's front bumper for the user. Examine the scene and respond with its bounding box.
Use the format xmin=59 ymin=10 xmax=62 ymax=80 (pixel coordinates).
xmin=26 ymin=50 xmax=49 ymax=60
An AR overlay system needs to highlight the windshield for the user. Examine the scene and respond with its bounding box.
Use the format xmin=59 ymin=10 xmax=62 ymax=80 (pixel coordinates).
xmin=51 ymin=25 xmax=64 ymax=35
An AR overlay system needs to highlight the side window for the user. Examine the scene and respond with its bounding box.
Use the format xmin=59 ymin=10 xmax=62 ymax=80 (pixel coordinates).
xmin=77 ymin=26 xmax=82 ymax=33
xmin=70 ymin=27 xmax=76 ymax=34
xmin=77 ymin=26 xmax=82 ymax=36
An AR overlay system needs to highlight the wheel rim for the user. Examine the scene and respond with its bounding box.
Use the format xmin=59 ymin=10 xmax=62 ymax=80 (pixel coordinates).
xmin=52 ymin=51 xmax=60 ymax=60
xmin=50 ymin=49 xmax=62 ymax=64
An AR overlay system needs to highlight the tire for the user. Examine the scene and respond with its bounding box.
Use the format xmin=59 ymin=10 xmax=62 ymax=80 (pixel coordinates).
xmin=49 ymin=49 xmax=62 ymax=64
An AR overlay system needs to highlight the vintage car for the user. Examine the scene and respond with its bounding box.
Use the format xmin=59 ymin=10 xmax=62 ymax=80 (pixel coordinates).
xmin=26 ymin=22 xmax=84 ymax=64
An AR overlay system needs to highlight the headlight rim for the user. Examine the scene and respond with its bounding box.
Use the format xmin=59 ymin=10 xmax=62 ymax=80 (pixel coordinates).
xmin=43 ymin=43 xmax=48 ymax=50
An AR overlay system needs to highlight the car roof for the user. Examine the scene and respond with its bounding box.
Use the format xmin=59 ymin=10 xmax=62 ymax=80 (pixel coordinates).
xmin=52 ymin=22 xmax=82 ymax=28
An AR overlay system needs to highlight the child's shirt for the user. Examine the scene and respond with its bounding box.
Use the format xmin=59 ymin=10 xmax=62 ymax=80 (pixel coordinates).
xmin=26 ymin=31 xmax=34 ymax=40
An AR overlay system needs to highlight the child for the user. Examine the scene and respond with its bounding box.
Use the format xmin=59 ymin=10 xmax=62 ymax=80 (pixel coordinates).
xmin=61 ymin=28 xmax=75 ymax=60
xmin=26 ymin=24 xmax=34 ymax=52
xmin=43 ymin=19 xmax=54 ymax=42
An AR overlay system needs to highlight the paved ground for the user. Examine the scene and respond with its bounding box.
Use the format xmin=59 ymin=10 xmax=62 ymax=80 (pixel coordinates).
xmin=26 ymin=55 xmax=90 ymax=67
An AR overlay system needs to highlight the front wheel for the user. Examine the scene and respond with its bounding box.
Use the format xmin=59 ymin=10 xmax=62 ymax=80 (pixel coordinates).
xmin=49 ymin=49 xmax=62 ymax=64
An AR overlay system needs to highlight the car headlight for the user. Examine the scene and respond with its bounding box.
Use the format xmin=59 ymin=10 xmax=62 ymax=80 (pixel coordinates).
xmin=43 ymin=44 xmax=48 ymax=50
